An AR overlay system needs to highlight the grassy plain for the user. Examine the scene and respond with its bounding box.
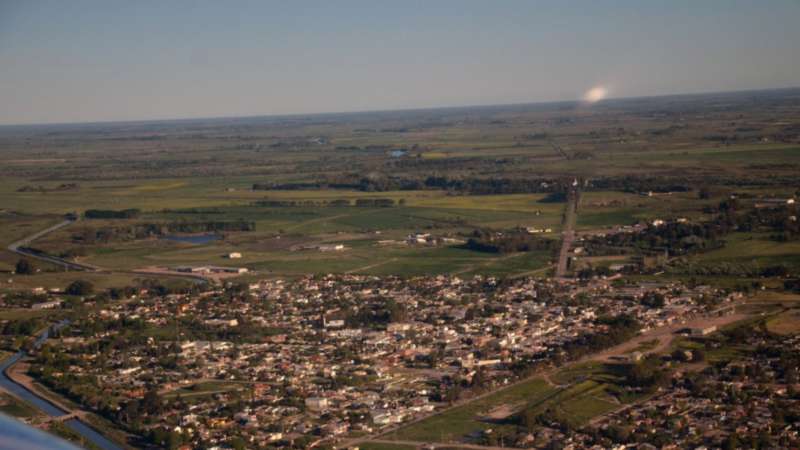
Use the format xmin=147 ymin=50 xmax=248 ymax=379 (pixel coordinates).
xmin=360 ymin=443 xmax=416 ymax=450
xmin=14 ymin=191 xmax=562 ymax=279
xmin=1 ymin=89 xmax=799 ymax=285
xmin=691 ymin=232 xmax=800 ymax=270
xmin=389 ymin=360 xmax=641 ymax=444
xmin=388 ymin=377 xmax=554 ymax=442
xmin=0 ymin=393 xmax=42 ymax=419
xmin=767 ymin=310 xmax=800 ymax=335
xmin=577 ymin=191 xmax=716 ymax=230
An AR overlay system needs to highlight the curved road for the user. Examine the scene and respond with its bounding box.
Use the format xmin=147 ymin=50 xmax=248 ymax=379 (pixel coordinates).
xmin=7 ymin=219 xmax=97 ymax=272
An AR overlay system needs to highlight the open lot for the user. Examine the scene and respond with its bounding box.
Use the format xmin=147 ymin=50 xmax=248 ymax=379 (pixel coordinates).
xmin=387 ymin=378 xmax=554 ymax=443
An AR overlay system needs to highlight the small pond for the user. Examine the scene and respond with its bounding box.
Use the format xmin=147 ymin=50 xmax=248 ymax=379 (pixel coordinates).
xmin=161 ymin=234 xmax=220 ymax=244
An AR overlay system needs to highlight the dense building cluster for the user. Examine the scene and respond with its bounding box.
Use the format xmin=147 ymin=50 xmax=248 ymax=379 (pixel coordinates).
xmin=20 ymin=274 xmax=734 ymax=448
xmin=576 ymin=332 xmax=800 ymax=449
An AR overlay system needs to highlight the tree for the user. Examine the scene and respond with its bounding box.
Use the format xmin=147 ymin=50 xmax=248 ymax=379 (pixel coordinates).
xmin=66 ymin=279 xmax=94 ymax=296
xmin=641 ymin=292 xmax=665 ymax=308
xmin=15 ymin=258 xmax=34 ymax=275
xmin=723 ymin=432 xmax=741 ymax=450
xmin=167 ymin=431 xmax=183 ymax=450
xmin=229 ymin=437 xmax=247 ymax=450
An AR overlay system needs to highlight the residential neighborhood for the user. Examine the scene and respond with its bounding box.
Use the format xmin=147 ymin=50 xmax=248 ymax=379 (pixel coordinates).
xmin=6 ymin=274 xmax=743 ymax=448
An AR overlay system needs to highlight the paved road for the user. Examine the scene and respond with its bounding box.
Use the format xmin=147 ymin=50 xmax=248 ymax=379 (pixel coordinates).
xmin=7 ymin=219 xmax=97 ymax=272
xmin=555 ymin=189 xmax=577 ymax=278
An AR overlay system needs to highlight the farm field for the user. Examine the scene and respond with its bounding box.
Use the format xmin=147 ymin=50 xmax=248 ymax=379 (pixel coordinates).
xmin=767 ymin=310 xmax=800 ymax=335
xmin=0 ymin=269 xmax=195 ymax=293
xmin=387 ymin=377 xmax=554 ymax=443
xmin=687 ymin=232 xmax=800 ymax=272
xmin=360 ymin=443 xmax=416 ymax=450
xmin=10 ymin=192 xmax=562 ymax=279
xmin=576 ymin=191 xmax=716 ymax=230
xmin=1 ymin=89 xmax=799 ymax=285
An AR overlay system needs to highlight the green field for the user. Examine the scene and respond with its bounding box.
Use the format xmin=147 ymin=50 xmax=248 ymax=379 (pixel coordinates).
xmin=577 ymin=191 xmax=716 ymax=230
xmin=360 ymin=443 xmax=416 ymax=450
xmin=390 ymin=360 xmax=647 ymax=444
xmin=691 ymin=232 xmax=800 ymax=269
xmin=1 ymin=91 xmax=800 ymax=286
xmin=0 ymin=393 xmax=42 ymax=419
xmin=0 ymin=270 xmax=194 ymax=293
xmin=163 ymin=381 xmax=245 ymax=399
xmin=9 ymin=192 xmax=561 ymax=279
xmin=0 ymin=309 xmax=61 ymax=321
xmin=388 ymin=378 xmax=554 ymax=442
xmin=767 ymin=310 xmax=800 ymax=335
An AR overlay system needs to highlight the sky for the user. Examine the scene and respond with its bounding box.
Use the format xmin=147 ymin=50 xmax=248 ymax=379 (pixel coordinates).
xmin=1 ymin=0 xmax=798 ymax=125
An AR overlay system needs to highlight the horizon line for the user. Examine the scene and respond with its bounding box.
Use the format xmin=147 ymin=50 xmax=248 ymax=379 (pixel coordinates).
xmin=2 ymin=85 xmax=798 ymax=129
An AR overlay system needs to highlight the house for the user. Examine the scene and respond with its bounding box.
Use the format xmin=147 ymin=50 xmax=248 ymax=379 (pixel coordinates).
xmin=207 ymin=266 xmax=248 ymax=274
xmin=227 ymin=252 xmax=242 ymax=259
xmin=175 ymin=266 xmax=209 ymax=273
xmin=204 ymin=318 xmax=239 ymax=327
xmin=754 ymin=198 xmax=796 ymax=209
xmin=407 ymin=233 xmax=431 ymax=244
xmin=690 ymin=325 xmax=716 ymax=336
xmin=31 ymin=300 xmax=62 ymax=310
xmin=118 ymin=366 xmax=141 ymax=376
xmin=627 ymin=351 xmax=644 ymax=362
xmin=318 ymin=244 xmax=344 ymax=252
xmin=305 ymin=397 xmax=329 ymax=412
xmin=324 ymin=318 xmax=345 ymax=328
xmin=475 ymin=359 xmax=502 ymax=367
xmin=370 ymin=410 xmax=395 ymax=425
xmin=387 ymin=323 xmax=411 ymax=333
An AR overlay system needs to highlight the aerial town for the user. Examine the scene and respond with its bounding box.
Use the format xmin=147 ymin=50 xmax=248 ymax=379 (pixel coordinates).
xmin=1 ymin=272 xmax=744 ymax=449
xmin=2 ymin=3 xmax=800 ymax=447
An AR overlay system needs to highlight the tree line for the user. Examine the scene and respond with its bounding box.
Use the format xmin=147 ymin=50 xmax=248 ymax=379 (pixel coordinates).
xmin=84 ymin=208 xmax=141 ymax=219
xmin=463 ymin=229 xmax=558 ymax=254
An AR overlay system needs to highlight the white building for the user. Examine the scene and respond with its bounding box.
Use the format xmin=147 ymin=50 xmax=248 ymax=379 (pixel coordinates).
xmin=305 ymin=397 xmax=329 ymax=412
xmin=318 ymin=244 xmax=345 ymax=252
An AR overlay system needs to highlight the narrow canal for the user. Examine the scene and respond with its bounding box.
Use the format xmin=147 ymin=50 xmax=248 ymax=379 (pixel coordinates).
xmin=0 ymin=322 xmax=122 ymax=450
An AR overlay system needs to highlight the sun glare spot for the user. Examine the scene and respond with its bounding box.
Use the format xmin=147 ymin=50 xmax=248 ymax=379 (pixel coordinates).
xmin=582 ymin=86 xmax=608 ymax=103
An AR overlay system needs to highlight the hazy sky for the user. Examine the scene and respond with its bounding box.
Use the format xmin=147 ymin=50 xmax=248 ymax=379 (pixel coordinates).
xmin=1 ymin=0 xmax=798 ymax=125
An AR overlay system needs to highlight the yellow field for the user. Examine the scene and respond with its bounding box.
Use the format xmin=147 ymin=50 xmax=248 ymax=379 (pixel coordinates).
xmin=131 ymin=181 xmax=189 ymax=192
xmin=767 ymin=310 xmax=800 ymax=335
xmin=420 ymin=151 xmax=448 ymax=159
